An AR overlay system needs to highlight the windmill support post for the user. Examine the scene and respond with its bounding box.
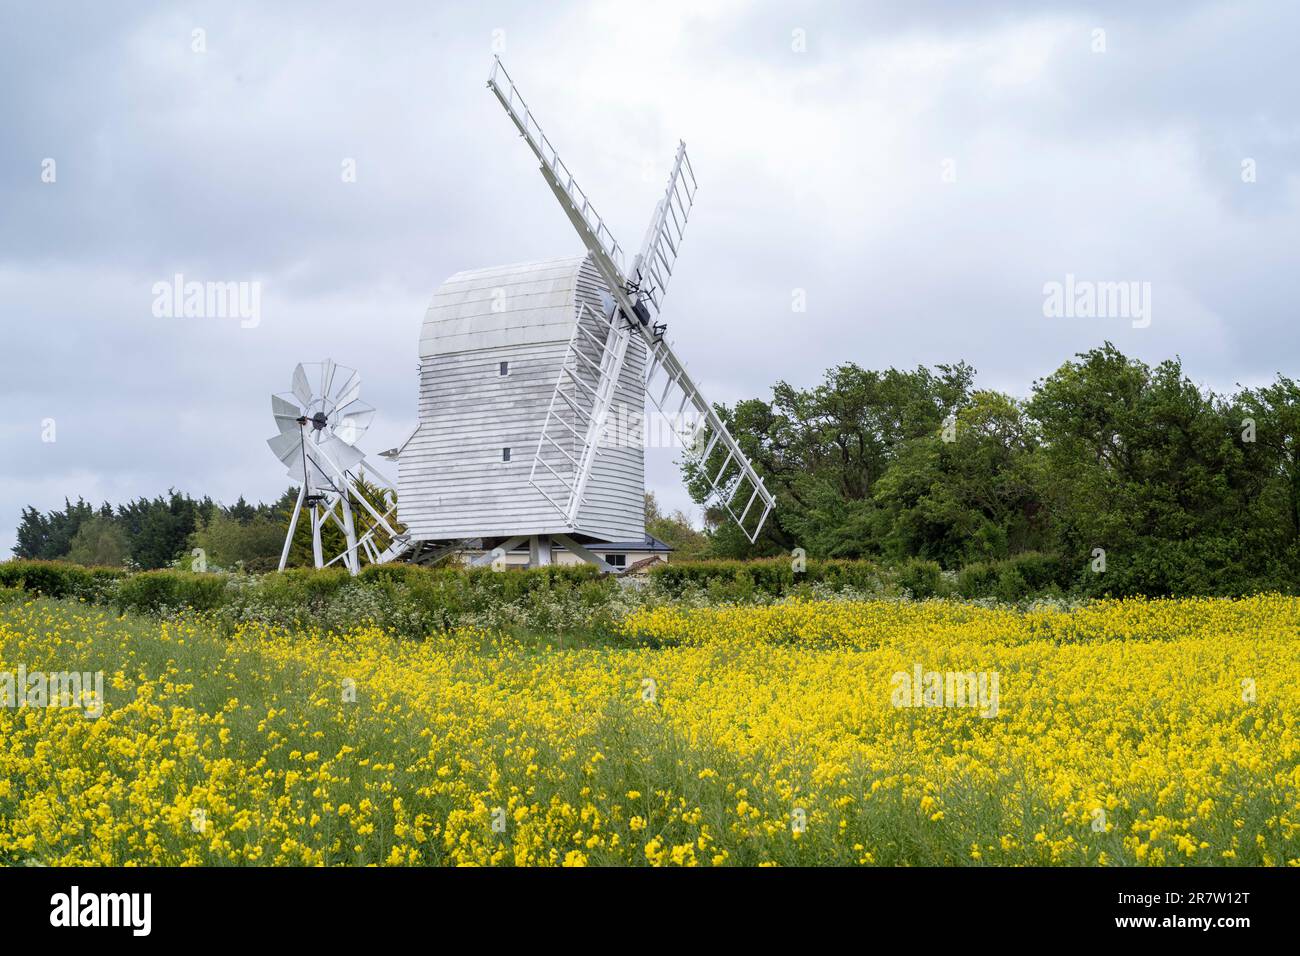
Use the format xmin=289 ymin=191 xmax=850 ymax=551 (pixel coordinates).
xmin=528 ymin=535 xmax=553 ymax=567
xmin=339 ymin=496 xmax=360 ymax=575
xmin=310 ymin=507 xmax=323 ymax=567
xmin=278 ymin=484 xmax=307 ymax=572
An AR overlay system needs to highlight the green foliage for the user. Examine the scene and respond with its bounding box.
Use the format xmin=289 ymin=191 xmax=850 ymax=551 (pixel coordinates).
xmin=0 ymin=560 xmax=124 ymax=602
xmin=956 ymin=552 xmax=1067 ymax=601
xmin=871 ymin=391 xmax=1046 ymax=567
xmin=644 ymin=492 xmax=709 ymax=560
xmin=650 ymin=558 xmax=884 ymax=599
xmin=1236 ymin=375 xmax=1300 ymax=541
xmin=114 ymin=570 xmax=230 ymax=614
xmin=13 ymin=490 xmax=288 ymax=570
xmin=688 ymin=362 xmax=975 ymax=557
xmin=1026 ymin=345 xmax=1275 ymax=596
xmin=235 ymin=564 xmax=619 ymax=638
xmin=115 ymin=490 xmax=214 ymax=569
xmin=65 ymin=515 xmax=130 ymax=567
xmin=190 ymin=510 xmax=287 ymax=573
xmin=251 ymin=567 xmax=353 ymax=604
xmin=677 ymin=343 xmax=1300 ymax=598
xmin=13 ymin=498 xmax=99 ymax=560
xmin=19 ymin=562 xmax=621 ymax=639
xmin=355 ymin=563 xmax=428 ymax=586
xmin=892 ymin=558 xmax=948 ymax=599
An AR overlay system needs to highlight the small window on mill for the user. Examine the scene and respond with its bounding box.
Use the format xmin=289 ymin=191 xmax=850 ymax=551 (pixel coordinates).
xmin=499 ymin=361 xmax=510 ymax=376
xmin=502 ymin=447 xmax=511 ymax=462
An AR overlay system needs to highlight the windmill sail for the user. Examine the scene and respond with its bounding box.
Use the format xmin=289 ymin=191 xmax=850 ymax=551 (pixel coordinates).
xmin=488 ymin=58 xmax=629 ymax=301
xmin=487 ymin=57 xmax=775 ymax=542
xmin=642 ymin=335 xmax=774 ymax=542
xmin=628 ymin=141 xmax=698 ymax=316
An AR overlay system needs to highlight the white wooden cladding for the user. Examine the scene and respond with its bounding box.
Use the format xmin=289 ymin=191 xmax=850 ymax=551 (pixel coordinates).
xmin=399 ymin=254 xmax=645 ymax=543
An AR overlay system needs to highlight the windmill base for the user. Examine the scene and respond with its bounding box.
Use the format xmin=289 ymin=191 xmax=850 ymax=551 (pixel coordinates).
xmin=464 ymin=533 xmax=620 ymax=573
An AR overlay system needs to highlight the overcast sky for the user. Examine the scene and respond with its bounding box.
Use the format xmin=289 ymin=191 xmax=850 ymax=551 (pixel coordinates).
xmin=2 ymin=0 xmax=1298 ymax=554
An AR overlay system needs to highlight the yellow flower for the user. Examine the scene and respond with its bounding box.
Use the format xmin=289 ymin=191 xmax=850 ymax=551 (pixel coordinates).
xmin=3 ymin=593 xmax=1295 ymax=867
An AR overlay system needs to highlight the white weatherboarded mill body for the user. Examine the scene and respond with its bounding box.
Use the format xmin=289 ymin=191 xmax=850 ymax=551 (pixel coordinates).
xmin=398 ymin=254 xmax=647 ymax=548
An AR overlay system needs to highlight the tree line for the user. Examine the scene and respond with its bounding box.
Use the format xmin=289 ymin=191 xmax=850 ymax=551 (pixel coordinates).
xmin=13 ymin=490 xmax=294 ymax=572
xmin=12 ymin=485 xmax=706 ymax=573
xmin=694 ymin=342 xmax=1300 ymax=596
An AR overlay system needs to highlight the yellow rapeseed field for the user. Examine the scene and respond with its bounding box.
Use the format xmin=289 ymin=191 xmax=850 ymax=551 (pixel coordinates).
xmin=1 ymin=594 xmax=1298 ymax=866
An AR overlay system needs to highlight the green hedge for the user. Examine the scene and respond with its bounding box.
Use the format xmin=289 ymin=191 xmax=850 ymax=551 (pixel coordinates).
xmin=650 ymin=558 xmax=885 ymax=599
xmin=0 ymin=560 xmax=124 ymax=601
xmin=651 ymin=555 xmax=1070 ymax=602
xmin=956 ymin=552 xmax=1068 ymax=601
xmin=254 ymin=567 xmax=353 ymax=605
xmin=99 ymin=563 xmax=616 ymax=632
xmin=893 ymin=558 xmax=948 ymax=599
xmin=3 ymin=552 xmax=1078 ymax=634
xmin=114 ymin=570 xmax=230 ymax=613
xmin=356 ymin=561 xmax=603 ymax=590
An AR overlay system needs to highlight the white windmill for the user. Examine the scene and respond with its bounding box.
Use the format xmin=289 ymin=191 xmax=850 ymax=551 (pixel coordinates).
xmin=267 ymin=360 xmax=405 ymax=573
xmin=389 ymin=58 xmax=775 ymax=571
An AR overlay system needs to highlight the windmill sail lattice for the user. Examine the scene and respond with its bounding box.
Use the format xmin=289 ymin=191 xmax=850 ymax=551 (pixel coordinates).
xmin=487 ymin=57 xmax=774 ymax=542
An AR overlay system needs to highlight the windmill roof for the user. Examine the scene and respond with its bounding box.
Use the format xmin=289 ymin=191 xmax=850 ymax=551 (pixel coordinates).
xmin=586 ymin=535 xmax=673 ymax=552
xmin=419 ymin=254 xmax=592 ymax=358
